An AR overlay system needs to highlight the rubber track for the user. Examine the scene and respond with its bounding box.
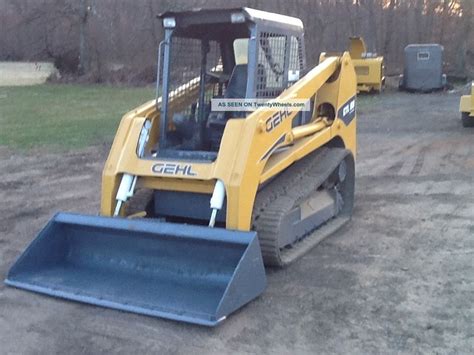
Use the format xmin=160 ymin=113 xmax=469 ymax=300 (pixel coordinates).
xmin=252 ymin=147 xmax=351 ymax=267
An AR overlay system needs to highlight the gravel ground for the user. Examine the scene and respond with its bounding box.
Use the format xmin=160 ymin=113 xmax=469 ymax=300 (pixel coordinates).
xmin=0 ymin=89 xmax=473 ymax=354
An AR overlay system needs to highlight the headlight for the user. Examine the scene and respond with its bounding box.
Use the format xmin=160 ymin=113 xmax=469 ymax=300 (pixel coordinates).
xmin=163 ymin=17 xmax=176 ymax=28
xmin=231 ymin=12 xmax=245 ymax=23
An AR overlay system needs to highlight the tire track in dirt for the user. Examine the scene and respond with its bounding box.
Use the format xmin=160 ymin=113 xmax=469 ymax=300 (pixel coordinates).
xmin=410 ymin=145 xmax=427 ymax=176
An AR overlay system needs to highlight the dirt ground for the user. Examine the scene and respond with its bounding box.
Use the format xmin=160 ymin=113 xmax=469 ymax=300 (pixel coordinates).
xmin=0 ymin=90 xmax=473 ymax=354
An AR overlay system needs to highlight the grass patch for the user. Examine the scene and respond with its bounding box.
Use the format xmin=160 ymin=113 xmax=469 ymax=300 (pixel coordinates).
xmin=0 ymin=84 xmax=154 ymax=150
xmin=0 ymin=83 xmax=383 ymax=151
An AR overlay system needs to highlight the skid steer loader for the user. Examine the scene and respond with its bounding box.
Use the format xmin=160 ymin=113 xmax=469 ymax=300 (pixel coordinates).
xmin=460 ymin=82 xmax=474 ymax=127
xmin=348 ymin=37 xmax=384 ymax=93
xmin=6 ymin=8 xmax=357 ymax=326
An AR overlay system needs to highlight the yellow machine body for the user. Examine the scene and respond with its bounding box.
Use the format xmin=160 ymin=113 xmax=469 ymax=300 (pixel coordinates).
xmin=101 ymin=53 xmax=357 ymax=231
xmin=349 ymin=37 xmax=384 ymax=93
xmin=460 ymin=83 xmax=474 ymax=127
xmin=460 ymin=83 xmax=474 ymax=116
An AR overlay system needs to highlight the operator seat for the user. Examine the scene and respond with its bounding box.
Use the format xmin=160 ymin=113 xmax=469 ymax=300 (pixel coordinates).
xmin=206 ymin=64 xmax=249 ymax=150
xmin=224 ymin=64 xmax=248 ymax=100
xmin=207 ymin=64 xmax=267 ymax=150
xmin=171 ymin=64 xmax=253 ymax=150
xmin=210 ymin=64 xmax=249 ymax=121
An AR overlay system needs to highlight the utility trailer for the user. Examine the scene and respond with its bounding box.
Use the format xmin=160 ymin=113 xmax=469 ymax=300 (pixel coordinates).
xmin=399 ymin=44 xmax=447 ymax=92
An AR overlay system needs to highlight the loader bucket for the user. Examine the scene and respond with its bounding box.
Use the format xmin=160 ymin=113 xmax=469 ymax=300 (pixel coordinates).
xmin=5 ymin=213 xmax=266 ymax=326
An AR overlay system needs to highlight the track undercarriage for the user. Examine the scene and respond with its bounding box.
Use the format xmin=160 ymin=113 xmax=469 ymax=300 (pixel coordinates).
xmin=253 ymin=148 xmax=355 ymax=266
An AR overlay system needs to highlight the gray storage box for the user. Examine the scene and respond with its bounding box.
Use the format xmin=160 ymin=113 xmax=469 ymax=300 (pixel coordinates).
xmin=400 ymin=44 xmax=447 ymax=92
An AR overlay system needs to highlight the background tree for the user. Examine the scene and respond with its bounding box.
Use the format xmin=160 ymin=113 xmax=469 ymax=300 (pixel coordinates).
xmin=0 ymin=0 xmax=472 ymax=83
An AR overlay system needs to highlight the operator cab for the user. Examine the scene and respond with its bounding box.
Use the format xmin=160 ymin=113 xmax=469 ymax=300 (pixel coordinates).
xmin=155 ymin=8 xmax=306 ymax=161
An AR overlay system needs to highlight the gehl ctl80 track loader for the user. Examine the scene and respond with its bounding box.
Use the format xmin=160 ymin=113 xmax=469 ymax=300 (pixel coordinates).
xmin=6 ymin=8 xmax=357 ymax=326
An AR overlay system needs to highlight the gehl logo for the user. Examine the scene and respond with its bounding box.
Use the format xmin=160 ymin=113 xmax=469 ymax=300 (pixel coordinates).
xmin=265 ymin=109 xmax=292 ymax=132
xmin=152 ymin=163 xmax=197 ymax=176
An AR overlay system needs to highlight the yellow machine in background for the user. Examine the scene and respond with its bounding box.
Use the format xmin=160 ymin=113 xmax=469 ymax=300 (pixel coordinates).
xmin=348 ymin=37 xmax=384 ymax=93
xmin=460 ymin=82 xmax=474 ymax=127
xmin=6 ymin=8 xmax=357 ymax=326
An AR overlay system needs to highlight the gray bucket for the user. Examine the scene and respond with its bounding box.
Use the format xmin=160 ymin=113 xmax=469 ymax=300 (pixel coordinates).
xmin=5 ymin=213 xmax=266 ymax=326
